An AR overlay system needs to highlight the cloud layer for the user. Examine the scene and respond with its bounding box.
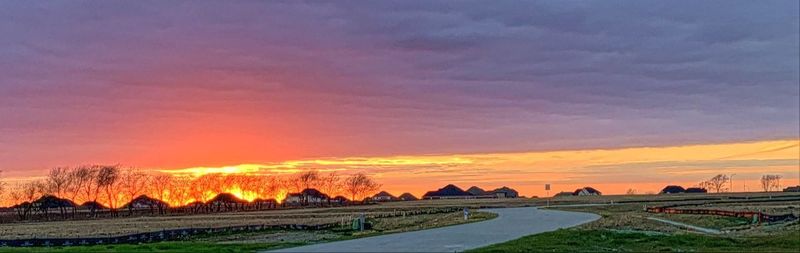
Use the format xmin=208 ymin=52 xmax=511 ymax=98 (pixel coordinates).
xmin=0 ymin=1 xmax=798 ymax=172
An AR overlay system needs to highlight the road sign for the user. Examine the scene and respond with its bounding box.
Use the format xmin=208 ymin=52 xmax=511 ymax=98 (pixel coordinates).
xmin=545 ymin=184 xmax=550 ymax=191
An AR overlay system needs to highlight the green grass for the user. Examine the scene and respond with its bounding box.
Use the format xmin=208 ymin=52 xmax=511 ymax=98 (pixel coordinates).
xmin=0 ymin=241 xmax=306 ymax=253
xmin=469 ymin=228 xmax=800 ymax=252
xmin=660 ymin=214 xmax=752 ymax=230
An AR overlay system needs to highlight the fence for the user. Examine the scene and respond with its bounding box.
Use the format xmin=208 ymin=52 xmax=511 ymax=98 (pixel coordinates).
xmin=646 ymin=205 xmax=798 ymax=224
xmin=0 ymin=207 xmax=462 ymax=247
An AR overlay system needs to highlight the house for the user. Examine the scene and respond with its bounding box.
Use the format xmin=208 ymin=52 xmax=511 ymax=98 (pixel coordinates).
xmin=286 ymin=188 xmax=330 ymax=204
xmin=207 ymin=193 xmax=249 ymax=211
xmin=466 ymin=186 xmax=488 ymax=196
xmin=33 ymin=195 xmax=76 ymax=217
xmin=79 ymin=201 xmax=106 ymax=210
xmin=422 ymin=184 xmax=474 ymax=199
xmin=398 ymin=192 xmax=418 ymax=201
xmin=784 ymin=186 xmax=800 ymax=192
xmin=490 ymin=186 xmax=519 ymax=198
xmin=123 ymin=195 xmax=168 ymax=210
xmin=574 ymin=187 xmax=602 ymax=196
xmin=660 ymin=185 xmax=686 ymax=194
xmin=685 ymin=187 xmax=708 ymax=193
xmin=331 ymin=195 xmax=349 ymax=204
xmin=372 ymin=191 xmax=398 ymax=202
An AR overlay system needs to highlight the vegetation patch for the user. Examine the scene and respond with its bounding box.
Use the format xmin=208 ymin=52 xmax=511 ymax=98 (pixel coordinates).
xmin=469 ymin=228 xmax=800 ymax=252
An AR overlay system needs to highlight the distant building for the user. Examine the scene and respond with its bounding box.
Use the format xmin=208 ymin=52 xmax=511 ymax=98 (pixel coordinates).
xmin=423 ymin=184 xmax=473 ymax=199
xmin=286 ymin=188 xmax=330 ymax=204
xmin=685 ymin=187 xmax=708 ymax=193
xmin=660 ymin=185 xmax=686 ymax=194
xmin=574 ymin=187 xmax=602 ymax=196
xmin=490 ymin=186 xmax=519 ymax=198
xmin=784 ymin=186 xmax=800 ymax=192
xmin=466 ymin=186 xmax=488 ymax=196
xmin=123 ymin=195 xmax=168 ymax=210
xmin=33 ymin=195 xmax=77 ymax=209
xmin=398 ymin=193 xmax=418 ymax=201
xmin=372 ymin=191 xmax=398 ymax=202
xmin=331 ymin=196 xmax=349 ymax=204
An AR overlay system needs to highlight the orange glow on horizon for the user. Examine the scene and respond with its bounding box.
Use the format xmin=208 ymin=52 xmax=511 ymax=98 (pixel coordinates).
xmin=1 ymin=139 xmax=797 ymax=208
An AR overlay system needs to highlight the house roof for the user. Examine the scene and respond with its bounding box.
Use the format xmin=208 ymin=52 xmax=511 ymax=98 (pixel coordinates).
xmin=422 ymin=184 xmax=472 ymax=197
xmin=660 ymin=185 xmax=686 ymax=193
xmin=398 ymin=192 xmax=418 ymax=200
xmin=574 ymin=187 xmax=601 ymax=195
xmin=300 ymin=188 xmax=330 ymax=199
xmin=208 ymin=193 xmax=248 ymax=204
xmin=490 ymin=186 xmax=519 ymax=196
xmin=80 ymin=201 xmax=107 ymax=209
xmin=685 ymin=187 xmax=708 ymax=193
xmin=123 ymin=195 xmax=169 ymax=208
xmin=373 ymin=191 xmax=396 ymax=198
xmin=466 ymin=186 xmax=487 ymax=195
xmin=34 ymin=195 xmax=77 ymax=208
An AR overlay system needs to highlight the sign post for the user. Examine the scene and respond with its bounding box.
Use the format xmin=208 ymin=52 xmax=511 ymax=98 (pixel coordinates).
xmin=545 ymin=184 xmax=551 ymax=207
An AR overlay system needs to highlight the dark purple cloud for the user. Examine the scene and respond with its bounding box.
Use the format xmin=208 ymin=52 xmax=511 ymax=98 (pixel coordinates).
xmin=0 ymin=0 xmax=798 ymax=171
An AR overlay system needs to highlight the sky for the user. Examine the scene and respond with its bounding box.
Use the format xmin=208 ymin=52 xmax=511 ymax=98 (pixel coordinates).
xmin=1 ymin=1 xmax=799 ymax=196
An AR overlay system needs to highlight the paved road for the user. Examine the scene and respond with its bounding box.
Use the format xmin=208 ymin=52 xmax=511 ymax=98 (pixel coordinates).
xmin=268 ymin=207 xmax=599 ymax=252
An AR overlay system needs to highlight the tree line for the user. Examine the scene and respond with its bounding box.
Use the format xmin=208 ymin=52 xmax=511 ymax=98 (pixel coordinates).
xmin=698 ymin=173 xmax=785 ymax=193
xmin=0 ymin=166 xmax=381 ymax=221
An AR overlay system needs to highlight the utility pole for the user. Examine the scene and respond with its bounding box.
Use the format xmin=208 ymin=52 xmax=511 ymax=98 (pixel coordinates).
xmin=730 ymin=174 xmax=736 ymax=193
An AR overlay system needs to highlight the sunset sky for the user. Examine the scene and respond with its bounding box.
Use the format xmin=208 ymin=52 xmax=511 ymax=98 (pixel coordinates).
xmin=1 ymin=1 xmax=798 ymax=197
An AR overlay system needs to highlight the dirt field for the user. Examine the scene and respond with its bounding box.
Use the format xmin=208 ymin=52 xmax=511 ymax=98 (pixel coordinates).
xmin=1 ymin=192 xmax=797 ymax=239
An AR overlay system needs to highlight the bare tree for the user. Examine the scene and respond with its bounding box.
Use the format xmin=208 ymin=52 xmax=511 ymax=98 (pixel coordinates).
xmin=343 ymin=173 xmax=381 ymax=202
xmin=703 ymin=174 xmax=729 ymax=193
xmin=761 ymin=175 xmax=783 ymax=192
xmin=19 ymin=180 xmax=44 ymax=219
xmin=0 ymin=170 xmax=5 ymax=203
xmin=150 ymin=174 xmax=173 ymax=214
xmin=46 ymin=167 xmax=71 ymax=198
xmin=67 ymin=166 xmax=96 ymax=204
xmin=120 ymin=168 xmax=150 ymax=215
xmin=97 ymin=165 xmax=121 ymax=217
xmin=319 ymin=172 xmax=341 ymax=198
xmin=170 ymin=176 xmax=191 ymax=207
xmin=297 ymin=170 xmax=320 ymax=190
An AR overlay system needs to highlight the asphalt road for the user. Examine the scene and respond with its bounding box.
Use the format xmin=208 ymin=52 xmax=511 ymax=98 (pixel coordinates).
xmin=268 ymin=207 xmax=600 ymax=252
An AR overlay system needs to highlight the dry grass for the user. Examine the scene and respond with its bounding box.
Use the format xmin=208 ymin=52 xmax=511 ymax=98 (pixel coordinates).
xmin=0 ymin=203 xmax=493 ymax=239
xmin=547 ymin=195 xmax=800 ymax=235
xmin=1 ymin=192 xmax=796 ymax=239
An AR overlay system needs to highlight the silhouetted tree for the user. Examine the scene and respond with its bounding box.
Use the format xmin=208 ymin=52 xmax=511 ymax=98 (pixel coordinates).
xmin=344 ymin=172 xmax=381 ymax=202
xmin=761 ymin=174 xmax=783 ymax=192
xmin=320 ymin=172 xmax=341 ymax=203
xmin=702 ymin=174 xmax=729 ymax=193
xmin=0 ymin=170 xmax=5 ymax=203
xmin=97 ymin=166 xmax=121 ymax=217
xmin=45 ymin=167 xmax=71 ymax=198
xmin=120 ymin=168 xmax=150 ymax=215
xmin=150 ymin=174 xmax=173 ymax=214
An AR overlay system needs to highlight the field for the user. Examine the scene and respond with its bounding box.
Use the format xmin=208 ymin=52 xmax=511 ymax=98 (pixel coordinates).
xmin=0 ymin=209 xmax=497 ymax=252
xmin=1 ymin=192 xmax=798 ymax=252
xmin=471 ymin=192 xmax=800 ymax=252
